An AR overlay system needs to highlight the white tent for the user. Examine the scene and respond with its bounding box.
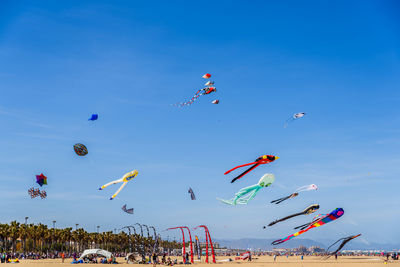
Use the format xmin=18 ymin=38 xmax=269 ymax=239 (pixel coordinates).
xmin=79 ymin=249 xmax=113 ymax=260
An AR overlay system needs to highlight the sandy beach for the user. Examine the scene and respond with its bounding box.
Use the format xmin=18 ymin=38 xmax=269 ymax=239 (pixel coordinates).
xmin=12 ymin=256 xmax=399 ymax=267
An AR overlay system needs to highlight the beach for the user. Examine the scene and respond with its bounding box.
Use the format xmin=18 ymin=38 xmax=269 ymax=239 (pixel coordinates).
xmin=13 ymin=256 xmax=399 ymax=267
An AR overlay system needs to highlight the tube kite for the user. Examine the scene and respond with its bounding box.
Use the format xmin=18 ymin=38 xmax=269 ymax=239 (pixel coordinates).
xmin=225 ymin=155 xmax=279 ymax=183
xmin=284 ymin=112 xmax=306 ymax=128
xmin=218 ymin=173 xmax=275 ymax=205
xmin=271 ymin=208 xmax=344 ymax=245
xmin=99 ymin=170 xmax=138 ymax=200
xmin=324 ymin=234 xmax=361 ymax=258
xmin=265 ymin=204 xmax=320 ymax=227
xmin=271 ymin=184 xmax=317 ymax=204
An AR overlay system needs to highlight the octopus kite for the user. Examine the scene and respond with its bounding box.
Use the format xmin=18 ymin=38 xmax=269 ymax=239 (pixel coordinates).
xmin=324 ymin=234 xmax=361 ymax=258
xmin=218 ymin=173 xmax=275 ymax=205
xmin=271 ymin=208 xmax=344 ymax=245
xmin=225 ymin=155 xmax=279 ymax=183
xmin=271 ymin=184 xmax=317 ymax=204
xmin=99 ymin=170 xmax=138 ymax=200
xmin=265 ymin=204 xmax=320 ymax=227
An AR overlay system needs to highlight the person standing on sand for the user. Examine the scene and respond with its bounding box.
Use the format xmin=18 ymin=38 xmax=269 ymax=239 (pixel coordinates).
xmin=62 ymin=252 xmax=65 ymax=263
xmin=152 ymin=253 xmax=157 ymax=267
xmin=273 ymin=254 xmax=276 ymax=261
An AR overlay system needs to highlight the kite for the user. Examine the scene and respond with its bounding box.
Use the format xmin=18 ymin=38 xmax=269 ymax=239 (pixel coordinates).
xmin=99 ymin=170 xmax=138 ymax=200
xmin=174 ymin=86 xmax=217 ymax=107
xmin=36 ymin=174 xmax=47 ymax=187
xmin=202 ymin=73 xmax=211 ymax=79
xmin=271 ymin=208 xmax=344 ymax=245
xmin=324 ymin=234 xmax=361 ymax=258
xmin=73 ymin=143 xmax=88 ymax=156
xmin=218 ymin=173 xmax=275 ymax=205
xmin=284 ymin=112 xmax=306 ymax=128
xmin=88 ymin=114 xmax=98 ymax=121
xmin=205 ymin=81 xmax=214 ymax=86
xmin=211 ymin=100 xmax=219 ymax=104
xmin=121 ymin=204 xmax=134 ymax=214
xmin=188 ymin=187 xmax=196 ymax=200
xmin=265 ymin=204 xmax=320 ymax=227
xmin=225 ymin=155 xmax=279 ymax=183
xmin=271 ymin=184 xmax=317 ymax=204
xmin=28 ymin=188 xmax=47 ymax=199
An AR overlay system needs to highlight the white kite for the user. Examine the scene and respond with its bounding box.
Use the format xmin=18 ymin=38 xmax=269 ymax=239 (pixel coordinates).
xmin=271 ymin=184 xmax=317 ymax=204
xmin=99 ymin=170 xmax=138 ymax=200
xmin=284 ymin=112 xmax=306 ymax=128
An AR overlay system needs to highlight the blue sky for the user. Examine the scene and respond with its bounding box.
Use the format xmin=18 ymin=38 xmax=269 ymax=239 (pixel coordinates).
xmin=0 ymin=0 xmax=400 ymax=246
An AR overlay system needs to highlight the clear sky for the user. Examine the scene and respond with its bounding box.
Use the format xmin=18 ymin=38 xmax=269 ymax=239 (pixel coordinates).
xmin=0 ymin=0 xmax=399 ymax=245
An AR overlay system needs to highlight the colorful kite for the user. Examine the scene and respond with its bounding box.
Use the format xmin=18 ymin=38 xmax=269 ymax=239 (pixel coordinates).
xmin=271 ymin=208 xmax=344 ymax=245
xmin=188 ymin=187 xmax=196 ymax=200
xmin=202 ymin=73 xmax=211 ymax=79
xmin=36 ymin=173 xmax=47 ymax=187
xmin=205 ymin=81 xmax=214 ymax=86
xmin=211 ymin=100 xmax=219 ymax=104
xmin=324 ymin=234 xmax=361 ymax=258
xmin=73 ymin=143 xmax=88 ymax=156
xmin=284 ymin=112 xmax=306 ymax=128
xmin=28 ymin=188 xmax=47 ymax=199
xmin=266 ymin=204 xmax=320 ymax=227
xmin=271 ymin=184 xmax=317 ymax=204
xmin=225 ymin=155 xmax=279 ymax=183
xmin=99 ymin=170 xmax=138 ymax=200
xmin=88 ymin=114 xmax=98 ymax=121
xmin=218 ymin=173 xmax=275 ymax=205
xmin=121 ymin=204 xmax=134 ymax=214
xmin=174 ymin=86 xmax=217 ymax=107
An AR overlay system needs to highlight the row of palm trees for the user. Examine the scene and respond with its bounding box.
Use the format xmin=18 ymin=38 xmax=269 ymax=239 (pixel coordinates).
xmin=0 ymin=221 xmax=181 ymax=254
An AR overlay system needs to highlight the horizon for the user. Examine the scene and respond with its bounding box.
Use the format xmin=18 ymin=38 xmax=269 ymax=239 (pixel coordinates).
xmin=1 ymin=0 xmax=399 ymax=250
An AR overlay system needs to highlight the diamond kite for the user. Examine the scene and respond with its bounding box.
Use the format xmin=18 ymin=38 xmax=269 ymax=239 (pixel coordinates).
xmin=99 ymin=170 xmax=138 ymax=200
xmin=218 ymin=173 xmax=275 ymax=205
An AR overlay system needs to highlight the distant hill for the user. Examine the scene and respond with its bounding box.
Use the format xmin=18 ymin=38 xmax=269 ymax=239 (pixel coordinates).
xmin=214 ymin=238 xmax=400 ymax=251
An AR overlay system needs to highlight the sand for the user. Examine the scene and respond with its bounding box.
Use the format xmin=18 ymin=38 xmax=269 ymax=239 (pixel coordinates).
xmin=12 ymin=256 xmax=399 ymax=267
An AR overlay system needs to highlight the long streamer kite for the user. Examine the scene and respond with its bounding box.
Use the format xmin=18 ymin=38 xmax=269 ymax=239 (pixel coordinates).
xmin=225 ymin=155 xmax=279 ymax=183
xmin=271 ymin=184 xmax=317 ymax=204
xmin=266 ymin=204 xmax=320 ymax=227
xmin=99 ymin=170 xmax=138 ymax=200
xmin=218 ymin=173 xmax=275 ymax=205
xmin=324 ymin=234 xmax=361 ymax=258
xmin=174 ymin=86 xmax=217 ymax=107
xmin=271 ymin=208 xmax=344 ymax=245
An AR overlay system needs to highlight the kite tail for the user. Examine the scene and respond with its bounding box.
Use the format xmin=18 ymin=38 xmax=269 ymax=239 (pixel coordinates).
xmin=231 ymin=164 xmax=260 ymax=183
xmin=270 ymin=194 xmax=292 ymax=204
xmin=173 ymin=89 xmax=204 ymax=107
xmin=268 ymin=212 xmax=304 ymax=227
